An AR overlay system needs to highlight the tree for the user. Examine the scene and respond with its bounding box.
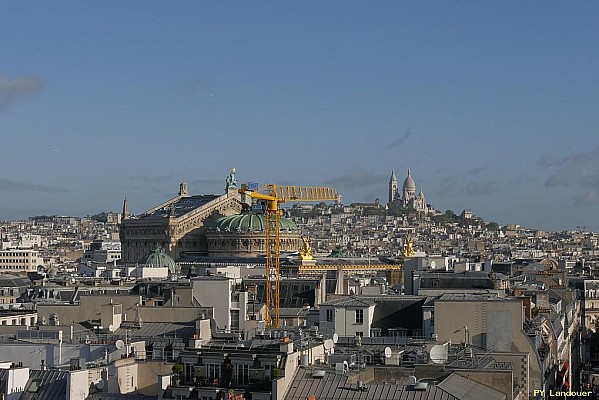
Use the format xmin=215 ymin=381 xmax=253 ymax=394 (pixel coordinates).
xmin=486 ymin=222 xmax=500 ymax=231
xmin=172 ymin=363 xmax=184 ymax=384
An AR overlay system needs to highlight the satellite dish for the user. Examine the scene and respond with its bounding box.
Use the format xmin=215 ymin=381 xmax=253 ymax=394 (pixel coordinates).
xmin=430 ymin=345 xmax=448 ymax=364
xmin=332 ymin=333 xmax=339 ymax=344
xmin=324 ymin=339 xmax=334 ymax=351
xmin=115 ymin=340 xmax=125 ymax=350
xmin=108 ymin=324 xmax=115 ymax=332
xmin=408 ymin=376 xmax=417 ymax=385
xmin=384 ymin=347 xmax=392 ymax=358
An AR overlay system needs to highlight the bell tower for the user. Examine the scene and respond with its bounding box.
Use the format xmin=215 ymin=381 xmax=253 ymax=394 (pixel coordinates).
xmin=389 ymin=170 xmax=398 ymax=204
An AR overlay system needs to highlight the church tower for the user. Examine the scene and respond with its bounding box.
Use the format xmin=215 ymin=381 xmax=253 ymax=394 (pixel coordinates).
xmin=389 ymin=170 xmax=398 ymax=204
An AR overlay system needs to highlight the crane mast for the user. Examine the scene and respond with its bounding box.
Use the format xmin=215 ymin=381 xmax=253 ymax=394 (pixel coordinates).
xmin=239 ymin=184 xmax=339 ymax=329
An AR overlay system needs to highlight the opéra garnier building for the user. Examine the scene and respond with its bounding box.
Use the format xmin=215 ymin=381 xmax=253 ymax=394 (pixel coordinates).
xmin=119 ymin=169 xmax=302 ymax=264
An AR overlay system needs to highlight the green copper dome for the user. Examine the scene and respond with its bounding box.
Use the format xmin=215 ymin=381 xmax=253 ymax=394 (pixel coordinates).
xmin=138 ymin=246 xmax=177 ymax=273
xmin=211 ymin=212 xmax=298 ymax=233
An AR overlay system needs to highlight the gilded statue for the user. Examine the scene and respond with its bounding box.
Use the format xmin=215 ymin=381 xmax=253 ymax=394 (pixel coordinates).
xmin=402 ymin=236 xmax=415 ymax=257
xmin=299 ymin=236 xmax=314 ymax=261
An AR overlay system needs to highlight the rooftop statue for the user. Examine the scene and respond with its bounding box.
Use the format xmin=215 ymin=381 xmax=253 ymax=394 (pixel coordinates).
xmin=299 ymin=237 xmax=314 ymax=261
xmin=225 ymin=167 xmax=238 ymax=191
xmin=402 ymin=236 xmax=415 ymax=257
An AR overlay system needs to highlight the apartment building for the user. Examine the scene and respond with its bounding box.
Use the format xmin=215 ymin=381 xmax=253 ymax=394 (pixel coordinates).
xmin=0 ymin=249 xmax=43 ymax=272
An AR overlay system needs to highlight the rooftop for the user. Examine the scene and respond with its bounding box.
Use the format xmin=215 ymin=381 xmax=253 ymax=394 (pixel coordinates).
xmin=21 ymin=369 xmax=68 ymax=400
xmin=320 ymin=296 xmax=376 ymax=308
xmin=142 ymin=195 xmax=220 ymax=219
xmin=437 ymin=293 xmax=501 ymax=302
xmin=437 ymin=373 xmax=506 ymax=400
xmin=284 ymin=367 xmax=460 ymax=400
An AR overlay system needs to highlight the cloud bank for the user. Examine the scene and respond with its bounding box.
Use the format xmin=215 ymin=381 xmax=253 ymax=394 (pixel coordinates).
xmin=0 ymin=75 xmax=43 ymax=109
xmin=325 ymin=168 xmax=387 ymax=188
xmin=544 ymin=146 xmax=599 ymax=205
xmin=0 ymin=178 xmax=66 ymax=194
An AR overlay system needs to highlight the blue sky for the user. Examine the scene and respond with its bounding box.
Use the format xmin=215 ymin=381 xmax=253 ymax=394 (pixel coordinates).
xmin=1 ymin=2 xmax=598 ymax=231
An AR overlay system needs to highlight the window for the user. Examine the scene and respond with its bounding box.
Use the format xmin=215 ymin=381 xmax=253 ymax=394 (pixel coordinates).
xmin=230 ymin=310 xmax=240 ymax=332
xmin=326 ymin=309 xmax=334 ymax=322
xmin=236 ymin=364 xmax=249 ymax=385
xmin=355 ymin=309 xmax=364 ymax=324
xmin=207 ymin=364 xmax=221 ymax=381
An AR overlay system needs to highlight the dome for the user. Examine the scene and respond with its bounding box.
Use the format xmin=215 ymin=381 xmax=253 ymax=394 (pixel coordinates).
xmin=210 ymin=212 xmax=298 ymax=233
xmin=138 ymin=246 xmax=177 ymax=273
xmin=403 ymin=169 xmax=416 ymax=190
xmin=206 ymin=212 xmax=302 ymax=257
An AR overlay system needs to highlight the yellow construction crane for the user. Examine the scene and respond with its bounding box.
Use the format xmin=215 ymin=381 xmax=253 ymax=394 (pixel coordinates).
xmin=239 ymin=184 xmax=340 ymax=329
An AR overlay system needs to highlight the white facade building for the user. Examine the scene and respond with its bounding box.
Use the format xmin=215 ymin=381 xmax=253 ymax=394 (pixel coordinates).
xmin=584 ymin=280 xmax=599 ymax=332
xmin=83 ymin=242 xmax=121 ymax=264
xmin=0 ymin=310 xmax=37 ymax=327
xmin=0 ymin=249 xmax=43 ymax=272
xmin=191 ymin=276 xmax=250 ymax=337
xmin=319 ymin=296 xmax=376 ymax=338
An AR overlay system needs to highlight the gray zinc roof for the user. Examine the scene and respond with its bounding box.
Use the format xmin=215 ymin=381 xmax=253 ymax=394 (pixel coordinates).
xmin=115 ymin=322 xmax=196 ymax=340
xmin=437 ymin=373 xmax=506 ymax=400
xmin=438 ymin=293 xmax=500 ymax=301
xmin=21 ymin=369 xmax=68 ymax=400
xmin=320 ymin=296 xmax=376 ymax=308
xmin=283 ymin=368 xmax=459 ymax=400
